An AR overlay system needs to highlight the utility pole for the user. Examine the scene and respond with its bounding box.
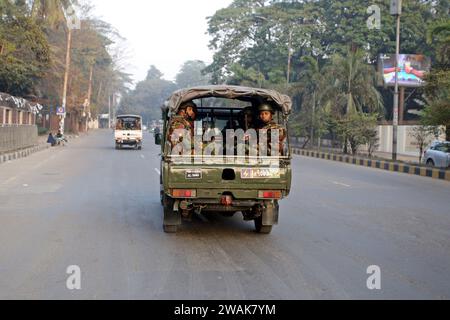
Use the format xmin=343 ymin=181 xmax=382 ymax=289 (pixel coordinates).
xmin=60 ymin=28 xmax=72 ymax=134
xmin=84 ymin=64 xmax=94 ymax=132
xmin=391 ymin=0 xmax=402 ymax=161
xmin=60 ymin=4 xmax=80 ymax=134
xmin=108 ymin=94 xmax=111 ymax=129
xmin=287 ymin=29 xmax=293 ymax=88
xmin=87 ymin=64 xmax=94 ymax=112
xmin=112 ymin=93 xmax=117 ymax=121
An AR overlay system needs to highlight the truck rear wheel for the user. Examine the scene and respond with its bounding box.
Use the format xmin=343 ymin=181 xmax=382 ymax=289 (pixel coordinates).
xmin=163 ymin=194 xmax=180 ymax=233
xmin=254 ymin=201 xmax=279 ymax=234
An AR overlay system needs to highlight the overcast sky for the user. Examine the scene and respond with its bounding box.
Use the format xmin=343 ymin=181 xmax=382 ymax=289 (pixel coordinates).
xmin=92 ymin=0 xmax=233 ymax=84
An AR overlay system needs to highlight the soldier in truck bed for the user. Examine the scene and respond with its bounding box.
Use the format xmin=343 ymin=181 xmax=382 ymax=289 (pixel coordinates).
xmin=257 ymin=103 xmax=287 ymax=156
xmin=168 ymin=104 xmax=192 ymax=149
xmin=240 ymin=106 xmax=256 ymax=131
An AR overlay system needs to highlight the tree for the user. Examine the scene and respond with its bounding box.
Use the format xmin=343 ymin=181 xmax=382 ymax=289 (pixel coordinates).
xmin=410 ymin=125 xmax=438 ymax=163
xmin=146 ymin=65 xmax=164 ymax=81
xmin=31 ymin=0 xmax=78 ymax=28
xmin=206 ymin=0 xmax=317 ymax=85
xmin=422 ymin=20 xmax=450 ymax=140
xmin=205 ymin=0 xmax=447 ymax=121
xmin=0 ymin=2 xmax=50 ymax=95
xmin=323 ymin=49 xmax=384 ymax=116
xmin=289 ymin=106 xmax=329 ymax=149
xmin=320 ymin=49 xmax=383 ymax=154
xmin=335 ymin=112 xmax=379 ymax=156
xmin=175 ymin=60 xmax=210 ymax=89
xmin=0 ymin=0 xmax=130 ymax=133
xmin=25 ymin=2 xmax=131 ymax=127
xmin=120 ymin=66 xmax=177 ymax=123
xmin=292 ymin=56 xmax=326 ymax=147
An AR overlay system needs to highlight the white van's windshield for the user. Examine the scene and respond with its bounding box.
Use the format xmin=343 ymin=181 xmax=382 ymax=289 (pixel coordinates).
xmin=116 ymin=117 xmax=142 ymax=131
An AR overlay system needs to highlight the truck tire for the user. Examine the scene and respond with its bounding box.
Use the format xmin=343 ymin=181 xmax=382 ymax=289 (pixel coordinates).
xmin=163 ymin=194 xmax=180 ymax=233
xmin=254 ymin=201 xmax=279 ymax=234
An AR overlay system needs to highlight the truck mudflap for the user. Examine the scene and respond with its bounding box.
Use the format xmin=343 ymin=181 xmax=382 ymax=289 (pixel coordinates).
xmin=163 ymin=195 xmax=182 ymax=226
xmin=262 ymin=201 xmax=280 ymax=226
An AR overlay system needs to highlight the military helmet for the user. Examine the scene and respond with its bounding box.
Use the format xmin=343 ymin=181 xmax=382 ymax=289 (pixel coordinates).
xmin=242 ymin=107 xmax=254 ymax=116
xmin=258 ymin=103 xmax=274 ymax=114
xmin=181 ymin=101 xmax=197 ymax=111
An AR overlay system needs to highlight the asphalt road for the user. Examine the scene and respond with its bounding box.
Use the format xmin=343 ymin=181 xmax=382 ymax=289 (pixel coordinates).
xmin=0 ymin=130 xmax=449 ymax=300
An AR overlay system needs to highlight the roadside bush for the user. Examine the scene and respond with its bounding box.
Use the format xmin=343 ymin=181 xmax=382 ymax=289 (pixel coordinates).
xmin=336 ymin=113 xmax=379 ymax=156
xmin=37 ymin=126 xmax=48 ymax=136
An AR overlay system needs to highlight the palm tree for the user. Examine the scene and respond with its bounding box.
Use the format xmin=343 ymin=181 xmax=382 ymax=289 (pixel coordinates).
xmin=324 ymin=49 xmax=384 ymax=116
xmin=31 ymin=0 xmax=77 ymax=28
xmin=297 ymin=56 xmax=325 ymax=147
xmin=322 ymin=49 xmax=384 ymax=153
xmin=31 ymin=0 xmax=78 ymax=133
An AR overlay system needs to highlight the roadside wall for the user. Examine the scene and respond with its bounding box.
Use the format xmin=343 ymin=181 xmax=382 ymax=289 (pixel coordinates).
xmin=376 ymin=125 xmax=442 ymax=157
xmin=0 ymin=125 xmax=38 ymax=153
xmin=297 ymin=125 xmax=446 ymax=158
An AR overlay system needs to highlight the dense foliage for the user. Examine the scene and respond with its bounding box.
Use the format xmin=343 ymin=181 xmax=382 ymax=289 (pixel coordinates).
xmin=205 ymin=0 xmax=450 ymax=144
xmin=0 ymin=0 xmax=131 ymax=118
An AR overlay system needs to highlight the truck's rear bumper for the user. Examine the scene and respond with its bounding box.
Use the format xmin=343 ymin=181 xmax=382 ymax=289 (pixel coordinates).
xmin=167 ymin=188 xmax=288 ymax=200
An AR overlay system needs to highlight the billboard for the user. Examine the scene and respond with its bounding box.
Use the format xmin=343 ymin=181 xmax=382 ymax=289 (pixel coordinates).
xmin=379 ymin=54 xmax=431 ymax=88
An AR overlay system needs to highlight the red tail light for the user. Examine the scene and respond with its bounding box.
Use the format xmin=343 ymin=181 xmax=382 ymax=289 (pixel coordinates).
xmin=258 ymin=191 xmax=282 ymax=199
xmin=172 ymin=189 xmax=196 ymax=198
xmin=221 ymin=195 xmax=233 ymax=206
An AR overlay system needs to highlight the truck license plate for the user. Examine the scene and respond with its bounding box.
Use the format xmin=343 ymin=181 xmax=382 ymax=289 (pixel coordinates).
xmin=241 ymin=168 xmax=280 ymax=179
xmin=186 ymin=170 xmax=202 ymax=179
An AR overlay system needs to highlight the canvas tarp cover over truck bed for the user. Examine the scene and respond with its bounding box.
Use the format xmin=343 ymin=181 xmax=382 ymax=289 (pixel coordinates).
xmin=164 ymin=85 xmax=292 ymax=116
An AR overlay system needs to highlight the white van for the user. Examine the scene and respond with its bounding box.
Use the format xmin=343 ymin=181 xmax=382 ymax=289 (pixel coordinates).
xmin=115 ymin=115 xmax=143 ymax=150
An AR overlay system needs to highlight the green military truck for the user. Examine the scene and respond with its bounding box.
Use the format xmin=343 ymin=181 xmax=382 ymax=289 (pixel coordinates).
xmin=155 ymin=85 xmax=292 ymax=234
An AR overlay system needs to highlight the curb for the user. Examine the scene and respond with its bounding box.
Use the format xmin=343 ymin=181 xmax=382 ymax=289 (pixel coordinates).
xmin=292 ymin=148 xmax=450 ymax=182
xmin=0 ymin=133 xmax=84 ymax=166
xmin=0 ymin=144 xmax=50 ymax=165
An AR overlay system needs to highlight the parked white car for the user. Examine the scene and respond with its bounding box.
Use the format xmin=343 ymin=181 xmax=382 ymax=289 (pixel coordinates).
xmin=423 ymin=142 xmax=450 ymax=168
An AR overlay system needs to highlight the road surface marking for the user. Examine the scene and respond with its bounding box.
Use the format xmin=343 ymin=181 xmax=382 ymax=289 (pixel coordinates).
xmin=140 ymin=155 xmax=145 ymax=159
xmin=155 ymin=168 xmax=161 ymax=175
xmin=332 ymin=181 xmax=351 ymax=188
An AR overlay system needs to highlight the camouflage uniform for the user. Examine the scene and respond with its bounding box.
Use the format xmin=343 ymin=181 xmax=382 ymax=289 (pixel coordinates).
xmin=260 ymin=121 xmax=286 ymax=139
xmin=168 ymin=115 xmax=192 ymax=149
xmin=258 ymin=104 xmax=287 ymax=156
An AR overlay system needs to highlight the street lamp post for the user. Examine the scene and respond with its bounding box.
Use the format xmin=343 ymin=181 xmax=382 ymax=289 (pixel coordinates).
xmin=391 ymin=0 xmax=402 ymax=161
